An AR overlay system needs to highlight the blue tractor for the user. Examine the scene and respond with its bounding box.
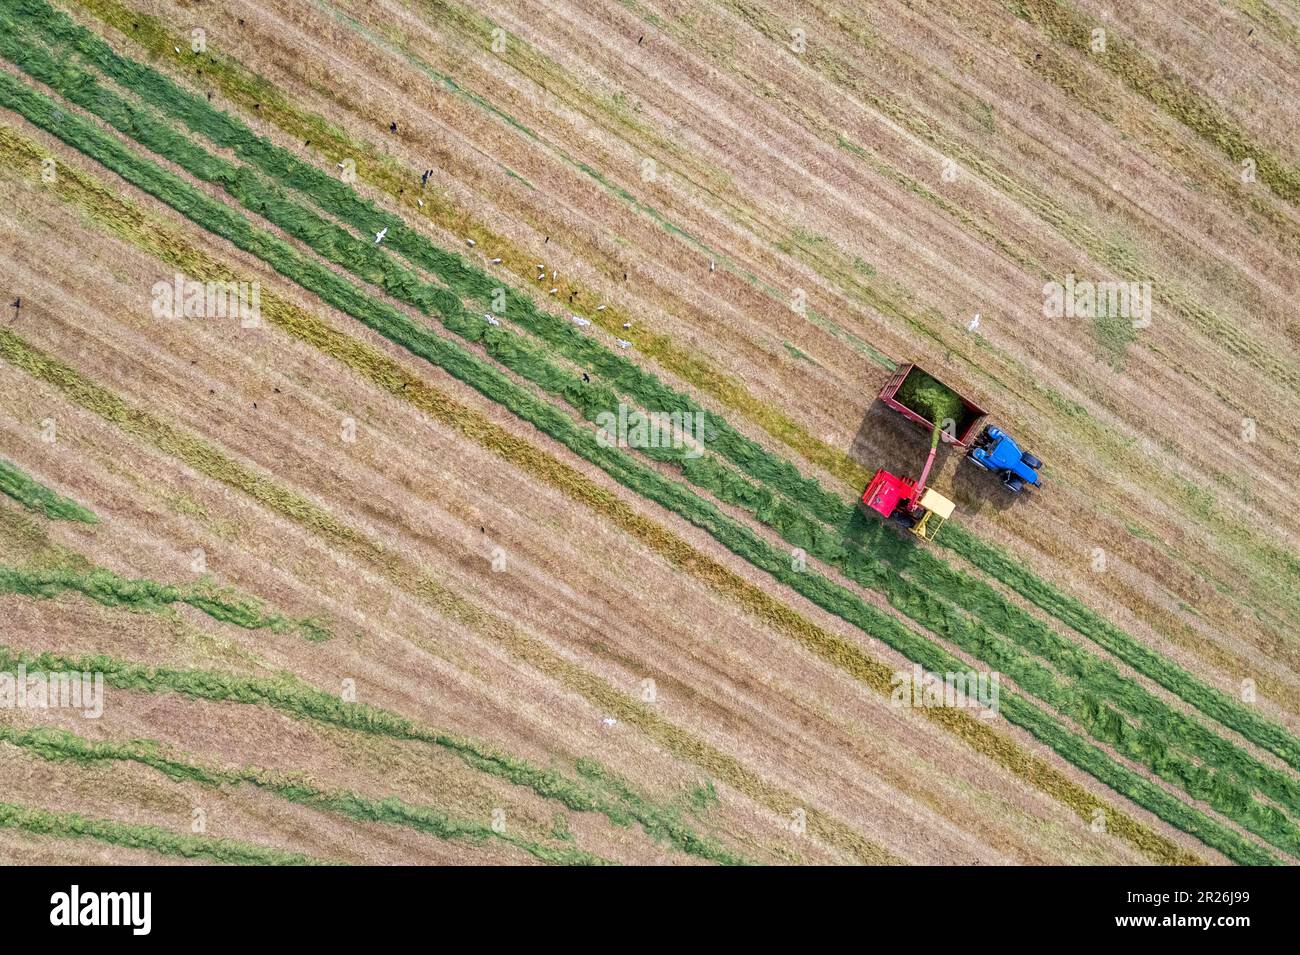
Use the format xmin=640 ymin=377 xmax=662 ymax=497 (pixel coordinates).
xmin=967 ymin=426 xmax=1042 ymax=493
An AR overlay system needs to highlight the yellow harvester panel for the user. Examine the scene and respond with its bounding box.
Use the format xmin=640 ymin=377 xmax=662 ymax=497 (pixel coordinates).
xmin=910 ymin=489 xmax=956 ymax=542
xmin=918 ymin=489 xmax=955 ymax=519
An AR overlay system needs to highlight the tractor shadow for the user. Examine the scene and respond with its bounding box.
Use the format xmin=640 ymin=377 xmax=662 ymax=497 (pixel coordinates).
xmin=850 ymin=401 xmax=1020 ymax=529
xmin=950 ymin=461 xmax=1020 ymax=516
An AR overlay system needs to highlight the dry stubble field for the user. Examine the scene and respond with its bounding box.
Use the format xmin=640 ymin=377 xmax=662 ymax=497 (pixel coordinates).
xmin=0 ymin=0 xmax=1297 ymax=865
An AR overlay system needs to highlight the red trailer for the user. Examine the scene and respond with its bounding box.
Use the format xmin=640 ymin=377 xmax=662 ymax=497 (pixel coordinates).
xmin=877 ymin=362 xmax=988 ymax=449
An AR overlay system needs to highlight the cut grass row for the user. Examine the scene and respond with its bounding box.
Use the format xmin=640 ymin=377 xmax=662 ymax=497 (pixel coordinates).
xmin=0 ymin=799 xmax=332 ymax=864
xmin=1 ymin=723 xmax=609 ymax=864
xmin=0 ymin=457 xmax=97 ymax=523
xmin=0 ymin=642 xmax=746 ymax=864
xmin=12 ymin=24 xmax=1295 ymax=849
xmin=0 ymin=125 xmax=1205 ymax=869
xmin=0 ymin=564 xmax=331 ymax=641
xmin=0 ymin=92 xmax=1271 ymax=862
xmin=0 ymin=494 xmax=330 ymax=639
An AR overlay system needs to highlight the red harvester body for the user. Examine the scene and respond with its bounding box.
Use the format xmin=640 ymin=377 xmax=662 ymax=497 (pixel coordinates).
xmin=862 ymin=470 xmax=914 ymax=519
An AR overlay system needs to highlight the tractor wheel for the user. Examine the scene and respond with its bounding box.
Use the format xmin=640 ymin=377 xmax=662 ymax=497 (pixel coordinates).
xmin=1003 ymin=477 xmax=1024 ymax=493
xmin=1021 ymin=452 xmax=1042 ymax=470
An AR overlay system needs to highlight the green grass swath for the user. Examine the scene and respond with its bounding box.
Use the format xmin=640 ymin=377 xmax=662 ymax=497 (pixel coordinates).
xmin=0 ymin=800 xmax=332 ymax=864
xmin=1 ymin=724 xmax=609 ymax=864
xmin=0 ymin=457 xmax=97 ymax=523
xmin=0 ymin=563 xmax=330 ymax=640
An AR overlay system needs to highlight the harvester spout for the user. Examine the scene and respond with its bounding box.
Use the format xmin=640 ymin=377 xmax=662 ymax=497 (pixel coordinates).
xmin=915 ymin=443 xmax=939 ymax=498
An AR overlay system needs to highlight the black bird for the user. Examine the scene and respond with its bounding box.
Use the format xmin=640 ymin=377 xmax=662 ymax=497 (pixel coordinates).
xmin=582 ymin=372 xmax=590 ymax=383
xmin=390 ymin=121 xmax=398 ymax=133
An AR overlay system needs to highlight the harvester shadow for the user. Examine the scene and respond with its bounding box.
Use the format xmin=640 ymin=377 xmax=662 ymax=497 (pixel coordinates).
xmin=839 ymin=507 xmax=925 ymax=575
xmin=844 ymin=402 xmax=956 ymax=572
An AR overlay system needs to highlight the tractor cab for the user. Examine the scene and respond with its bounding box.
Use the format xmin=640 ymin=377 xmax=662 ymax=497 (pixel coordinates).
xmin=862 ymin=470 xmax=956 ymax=542
xmin=968 ymin=426 xmax=1041 ymax=492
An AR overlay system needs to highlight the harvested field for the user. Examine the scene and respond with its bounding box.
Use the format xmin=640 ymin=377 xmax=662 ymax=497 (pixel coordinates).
xmin=0 ymin=0 xmax=1296 ymax=868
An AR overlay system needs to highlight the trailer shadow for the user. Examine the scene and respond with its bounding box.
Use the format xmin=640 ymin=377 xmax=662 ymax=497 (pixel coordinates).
xmin=850 ymin=400 xmax=938 ymax=477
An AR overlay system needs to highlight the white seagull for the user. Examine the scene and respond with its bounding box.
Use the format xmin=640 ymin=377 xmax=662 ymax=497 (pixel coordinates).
xmin=374 ymin=227 xmax=388 ymax=244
